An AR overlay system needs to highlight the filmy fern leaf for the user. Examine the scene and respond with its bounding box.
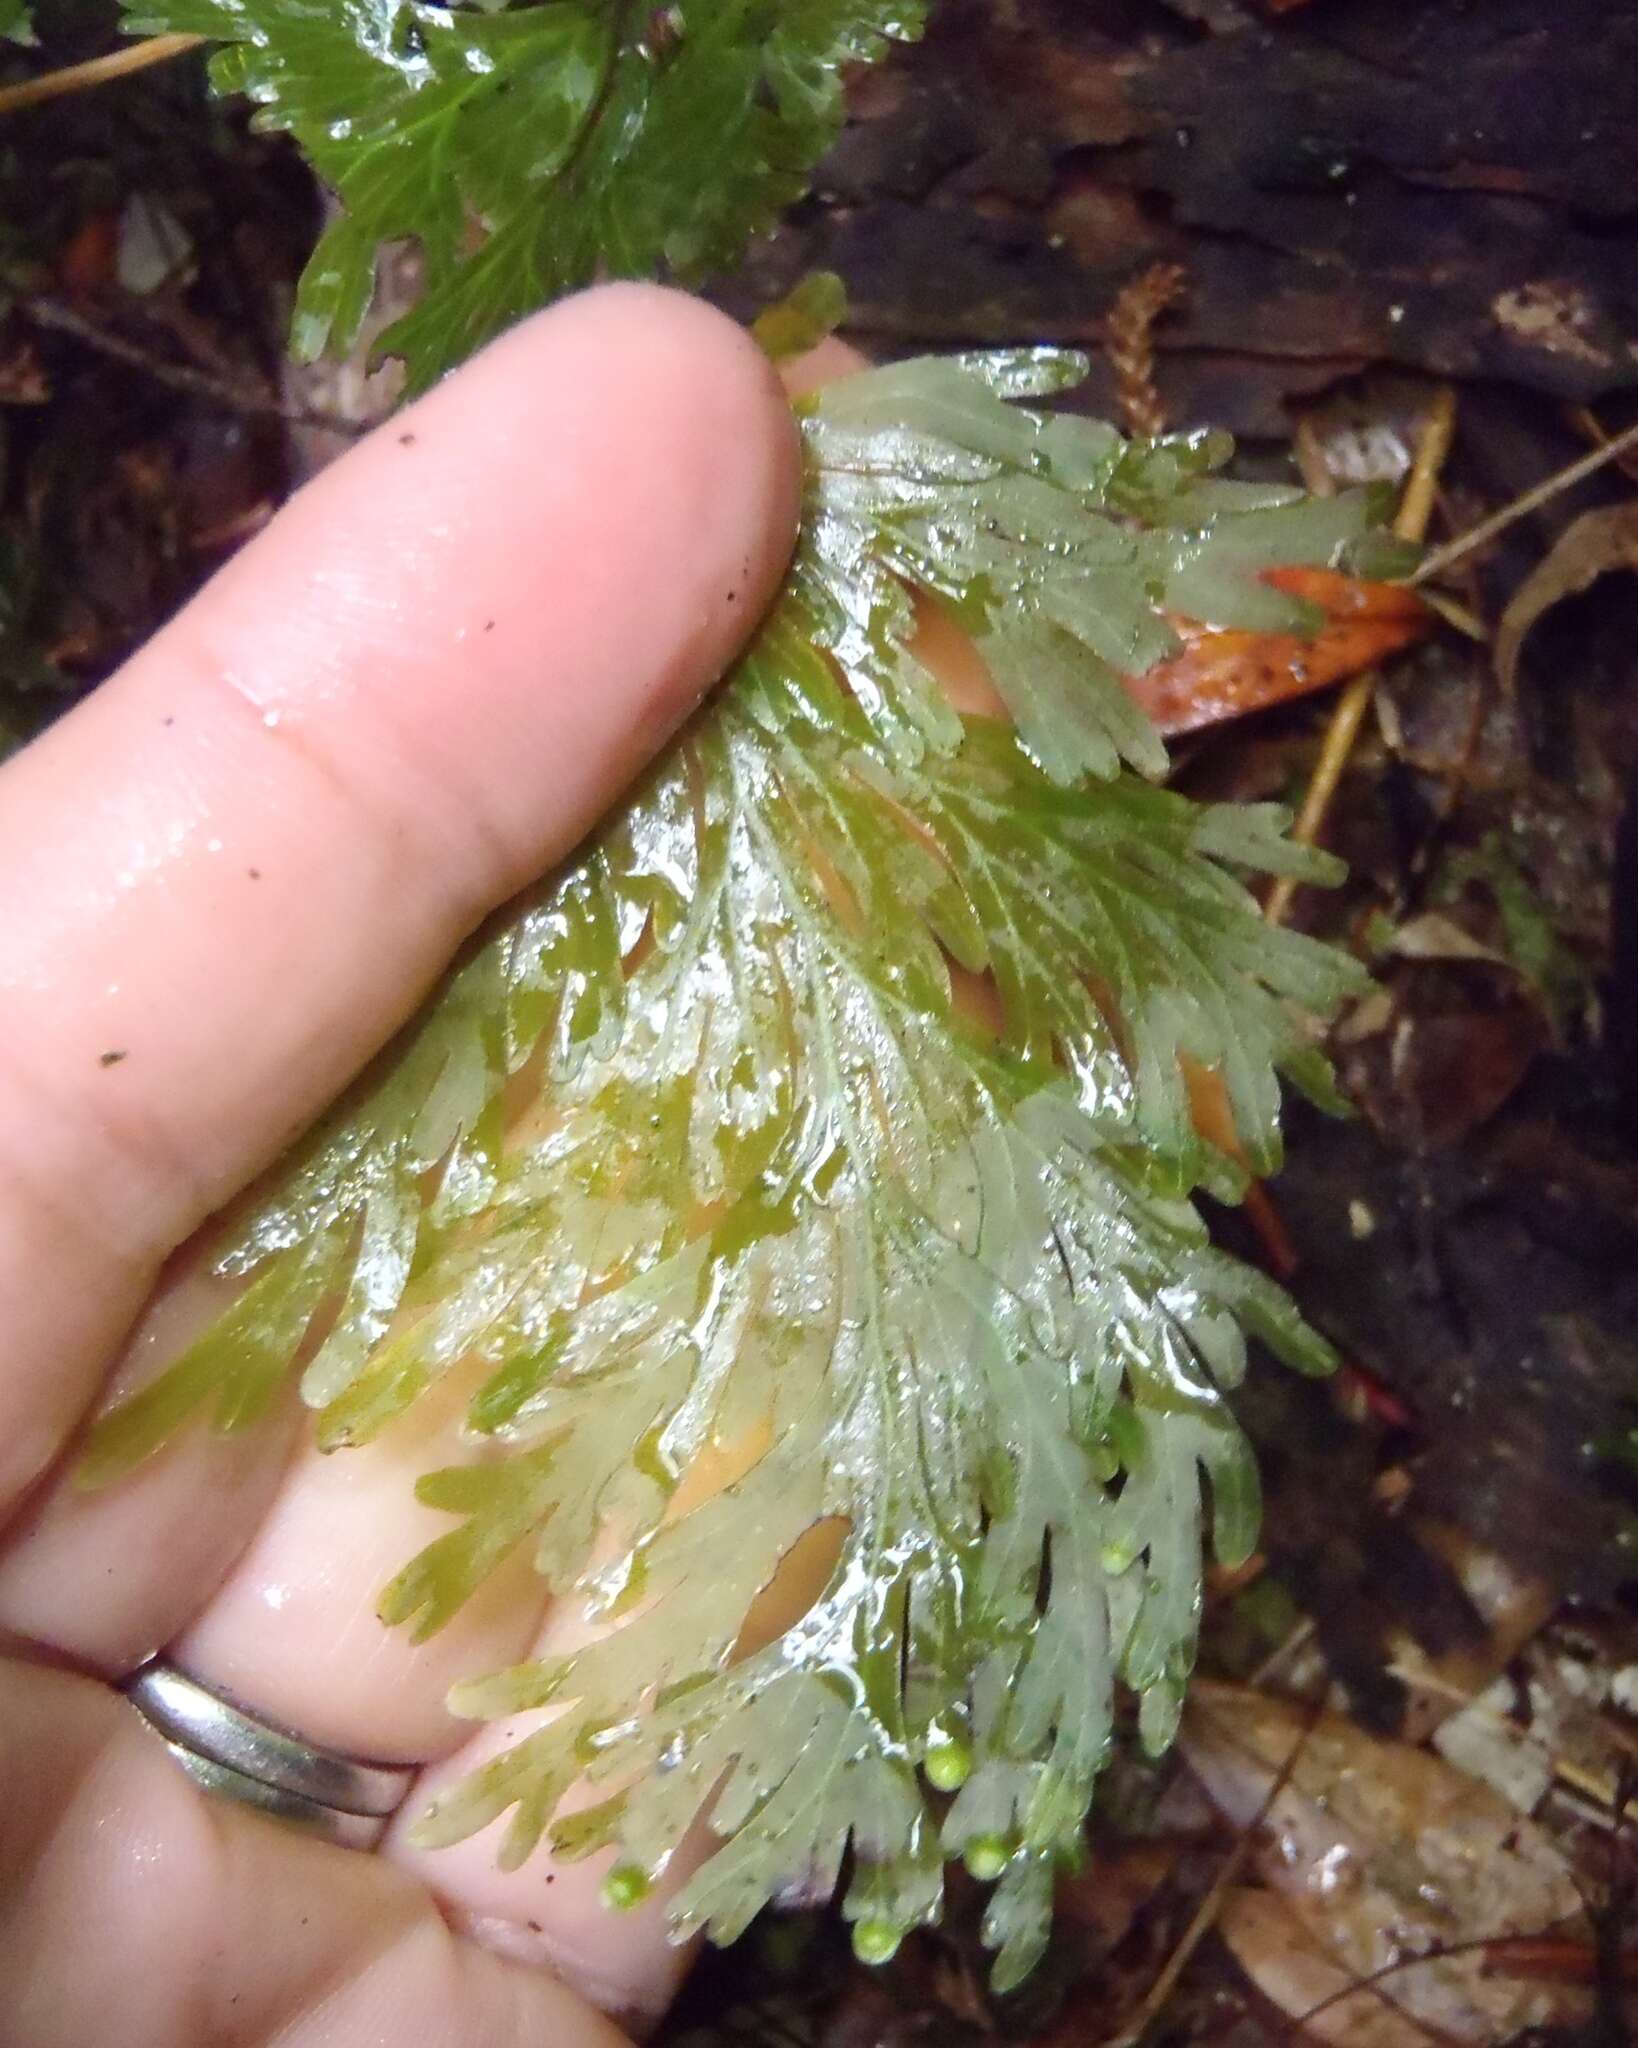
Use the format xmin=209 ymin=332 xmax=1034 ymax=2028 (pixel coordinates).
xmin=117 ymin=0 xmax=926 ymax=387
xmin=84 ymin=350 xmax=1379 ymax=1985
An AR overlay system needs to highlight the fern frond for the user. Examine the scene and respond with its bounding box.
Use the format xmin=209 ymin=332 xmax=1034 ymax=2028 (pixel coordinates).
xmin=117 ymin=0 xmax=926 ymax=387
xmin=84 ymin=350 xmax=1382 ymax=1983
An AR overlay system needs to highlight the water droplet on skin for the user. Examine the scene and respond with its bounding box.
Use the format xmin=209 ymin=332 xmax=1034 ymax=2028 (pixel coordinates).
xmin=263 ymin=708 xmax=283 ymax=729
xmin=207 ymin=838 xmax=223 ymax=854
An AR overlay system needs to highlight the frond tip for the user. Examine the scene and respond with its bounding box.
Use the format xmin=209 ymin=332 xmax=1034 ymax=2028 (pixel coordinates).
xmin=83 ymin=350 xmax=1390 ymax=1985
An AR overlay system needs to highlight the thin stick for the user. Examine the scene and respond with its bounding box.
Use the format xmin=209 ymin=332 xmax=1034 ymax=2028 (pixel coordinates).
xmin=1250 ymin=1614 xmax=1317 ymax=1689
xmin=1108 ymin=1698 xmax=1322 ymax=2046
xmin=0 ymin=32 xmax=204 ymax=118
xmin=24 ymin=296 xmax=365 ymax=437
xmin=1394 ymin=388 xmax=1457 ymax=549
xmin=1567 ymin=403 xmax=1638 ymax=485
xmin=1265 ymin=385 xmax=1457 ymax=926
xmin=1285 ymin=1920 xmax=1589 ymax=2042
xmin=1416 ymin=587 xmax=1488 ymax=642
xmin=1412 ymin=415 xmax=1638 ymax=588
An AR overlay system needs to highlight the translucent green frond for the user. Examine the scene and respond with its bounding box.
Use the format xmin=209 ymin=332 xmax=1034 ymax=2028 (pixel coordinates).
xmin=117 ymin=0 xmax=926 ymax=386
xmin=83 ymin=351 xmax=1380 ymax=1984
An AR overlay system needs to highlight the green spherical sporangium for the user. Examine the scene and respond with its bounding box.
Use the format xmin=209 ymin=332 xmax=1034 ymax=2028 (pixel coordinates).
xmin=962 ymin=1834 xmax=1011 ymax=1883
xmin=852 ymin=1918 xmax=905 ymax=1966
xmin=924 ymin=1738 xmax=973 ymax=1792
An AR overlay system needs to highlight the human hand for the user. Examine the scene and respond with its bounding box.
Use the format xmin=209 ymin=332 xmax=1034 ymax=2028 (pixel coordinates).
xmin=0 ymin=284 xmax=799 ymax=2047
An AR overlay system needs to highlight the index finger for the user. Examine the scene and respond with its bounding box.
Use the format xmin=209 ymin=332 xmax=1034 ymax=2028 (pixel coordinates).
xmin=0 ymin=283 xmax=800 ymax=1515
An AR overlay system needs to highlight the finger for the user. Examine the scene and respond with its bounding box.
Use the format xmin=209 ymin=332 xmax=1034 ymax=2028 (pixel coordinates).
xmin=0 ymin=1655 xmax=637 ymax=2048
xmin=0 ymin=281 xmax=800 ymax=1512
xmin=170 ymin=1351 xmax=552 ymax=1762
xmin=154 ymin=340 xmax=897 ymax=2006
xmin=389 ymin=1585 xmax=702 ymax=2025
xmin=0 ymin=1255 xmax=304 ymax=1671
xmin=0 ymin=292 xmax=801 ymax=1670
xmin=0 ymin=324 xmax=817 ymax=1686
xmin=386 ymin=1474 xmax=848 ymax=2022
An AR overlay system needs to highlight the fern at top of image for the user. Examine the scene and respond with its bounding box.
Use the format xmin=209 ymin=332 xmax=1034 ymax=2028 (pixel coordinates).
xmin=119 ymin=0 xmax=927 ymax=385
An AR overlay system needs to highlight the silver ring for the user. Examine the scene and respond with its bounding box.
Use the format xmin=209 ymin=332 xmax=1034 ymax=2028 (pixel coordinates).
xmin=123 ymin=1661 xmax=416 ymax=1852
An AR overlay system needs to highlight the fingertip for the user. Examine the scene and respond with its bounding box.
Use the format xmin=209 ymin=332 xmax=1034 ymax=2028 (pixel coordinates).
xmin=179 ymin=278 xmax=805 ymax=894
xmin=777 ymin=333 xmax=870 ymax=397
xmin=565 ymin=281 xmax=805 ymax=554
xmin=539 ymin=282 xmax=805 ymax=745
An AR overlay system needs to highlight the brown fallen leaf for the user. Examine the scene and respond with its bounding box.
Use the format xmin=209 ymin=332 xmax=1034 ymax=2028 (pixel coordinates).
xmin=1054 ymin=1841 xmax=1182 ymax=1955
xmin=1390 ymin=1520 xmax=1556 ymax=1749
xmin=1495 ymin=502 xmax=1638 ymax=694
xmin=1127 ymin=567 xmax=1432 ymax=736
xmin=1181 ymin=1685 xmax=1590 ymax=2044
xmin=912 ymin=562 xmax=1428 ymax=742
xmin=1218 ymin=1886 xmax=1434 ymax=2047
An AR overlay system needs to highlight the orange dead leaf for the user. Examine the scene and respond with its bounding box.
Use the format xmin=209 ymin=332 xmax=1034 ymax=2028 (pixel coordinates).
xmin=56 ymin=210 xmax=119 ymax=295
xmin=1183 ymin=1057 xmax=1298 ymax=1277
xmin=1127 ymin=565 xmax=1431 ymax=737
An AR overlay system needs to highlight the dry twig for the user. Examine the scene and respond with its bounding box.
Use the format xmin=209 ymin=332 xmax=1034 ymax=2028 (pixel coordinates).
xmin=1412 ymin=415 xmax=1638 ymax=589
xmin=1108 ymin=1697 xmax=1323 ymax=2046
xmin=1265 ymin=385 xmax=1458 ymax=926
xmin=0 ymin=33 xmax=204 ymax=117
xmin=23 ymin=296 xmax=365 ymax=437
xmin=1567 ymin=404 xmax=1638 ymax=487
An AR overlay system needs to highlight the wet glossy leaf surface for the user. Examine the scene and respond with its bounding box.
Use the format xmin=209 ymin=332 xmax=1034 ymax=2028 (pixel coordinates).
xmin=119 ymin=0 xmax=929 ymax=387
xmin=84 ymin=351 xmax=1380 ymax=1979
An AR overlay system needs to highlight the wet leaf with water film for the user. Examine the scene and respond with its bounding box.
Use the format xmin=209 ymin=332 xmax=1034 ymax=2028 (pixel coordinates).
xmin=85 ymin=351 xmax=1388 ymax=1982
